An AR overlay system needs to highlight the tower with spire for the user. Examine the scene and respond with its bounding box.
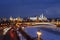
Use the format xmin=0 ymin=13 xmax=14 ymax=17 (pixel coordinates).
xmin=39 ymin=14 xmax=47 ymax=21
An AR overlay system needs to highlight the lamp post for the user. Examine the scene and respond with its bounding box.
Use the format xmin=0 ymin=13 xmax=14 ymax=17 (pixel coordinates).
xmin=37 ymin=30 xmax=42 ymax=40
xmin=22 ymin=27 xmax=25 ymax=30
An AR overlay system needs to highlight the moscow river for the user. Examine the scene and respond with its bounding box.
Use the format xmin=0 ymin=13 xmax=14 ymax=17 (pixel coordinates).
xmin=0 ymin=25 xmax=60 ymax=40
xmin=21 ymin=25 xmax=60 ymax=40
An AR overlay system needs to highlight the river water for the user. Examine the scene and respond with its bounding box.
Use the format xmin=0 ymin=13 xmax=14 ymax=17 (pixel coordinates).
xmin=23 ymin=25 xmax=60 ymax=40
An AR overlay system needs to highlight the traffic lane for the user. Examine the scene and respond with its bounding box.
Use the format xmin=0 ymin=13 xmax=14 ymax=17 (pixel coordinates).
xmin=0 ymin=28 xmax=20 ymax=40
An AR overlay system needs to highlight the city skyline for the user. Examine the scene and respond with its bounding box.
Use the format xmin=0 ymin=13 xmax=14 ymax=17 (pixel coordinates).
xmin=0 ymin=0 xmax=60 ymax=18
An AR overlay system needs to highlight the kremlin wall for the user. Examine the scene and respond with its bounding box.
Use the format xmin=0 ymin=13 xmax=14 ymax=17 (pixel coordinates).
xmin=0 ymin=14 xmax=60 ymax=27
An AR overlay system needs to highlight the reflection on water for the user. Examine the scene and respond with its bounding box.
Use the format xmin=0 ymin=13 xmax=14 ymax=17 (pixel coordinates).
xmin=24 ymin=25 xmax=60 ymax=40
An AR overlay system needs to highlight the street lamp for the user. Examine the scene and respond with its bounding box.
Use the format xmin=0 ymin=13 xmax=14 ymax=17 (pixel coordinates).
xmin=22 ymin=27 xmax=25 ymax=30
xmin=37 ymin=30 xmax=42 ymax=40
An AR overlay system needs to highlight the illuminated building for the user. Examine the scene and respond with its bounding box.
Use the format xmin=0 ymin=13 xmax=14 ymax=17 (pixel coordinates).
xmin=9 ymin=16 xmax=13 ymax=21
xmin=29 ymin=14 xmax=47 ymax=21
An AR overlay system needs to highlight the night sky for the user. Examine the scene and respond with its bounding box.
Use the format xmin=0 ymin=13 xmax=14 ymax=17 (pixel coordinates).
xmin=0 ymin=0 xmax=60 ymax=18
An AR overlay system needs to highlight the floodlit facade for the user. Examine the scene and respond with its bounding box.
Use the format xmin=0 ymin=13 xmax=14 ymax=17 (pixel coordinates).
xmin=9 ymin=16 xmax=13 ymax=21
xmin=29 ymin=14 xmax=47 ymax=21
xmin=39 ymin=14 xmax=47 ymax=20
xmin=29 ymin=17 xmax=37 ymax=21
xmin=9 ymin=16 xmax=23 ymax=21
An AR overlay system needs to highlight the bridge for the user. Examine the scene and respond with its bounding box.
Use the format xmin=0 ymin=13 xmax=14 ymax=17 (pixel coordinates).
xmin=16 ymin=21 xmax=60 ymax=27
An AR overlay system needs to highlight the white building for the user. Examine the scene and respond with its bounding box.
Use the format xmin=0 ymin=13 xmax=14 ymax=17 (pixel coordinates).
xmin=29 ymin=14 xmax=48 ymax=21
xmin=39 ymin=14 xmax=47 ymax=20
xmin=29 ymin=17 xmax=37 ymax=21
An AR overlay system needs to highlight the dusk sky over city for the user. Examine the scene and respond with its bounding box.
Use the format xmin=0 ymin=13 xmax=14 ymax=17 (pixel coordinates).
xmin=0 ymin=0 xmax=60 ymax=18
xmin=0 ymin=0 xmax=60 ymax=40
